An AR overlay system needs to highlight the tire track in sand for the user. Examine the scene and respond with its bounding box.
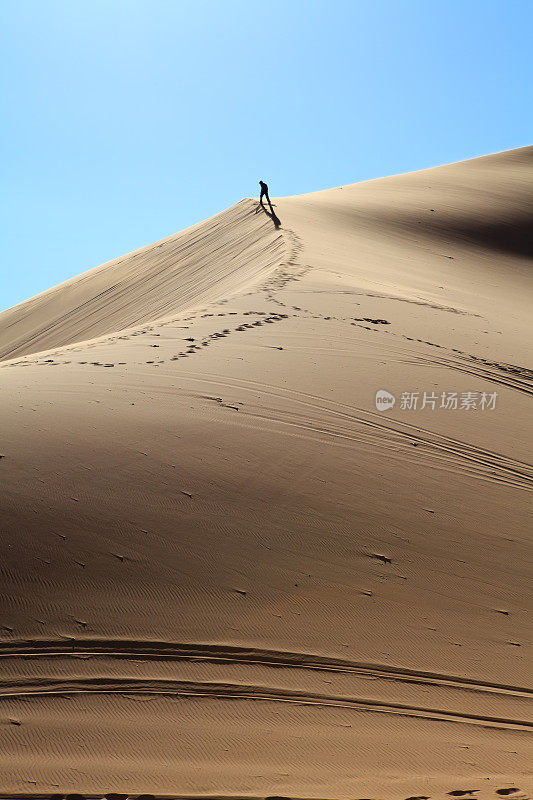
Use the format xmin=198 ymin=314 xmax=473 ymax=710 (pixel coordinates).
xmin=0 ymin=676 xmax=531 ymax=732
xmin=0 ymin=639 xmax=531 ymax=698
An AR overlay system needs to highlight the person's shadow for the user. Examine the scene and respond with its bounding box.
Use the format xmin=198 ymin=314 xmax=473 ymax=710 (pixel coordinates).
xmin=256 ymin=196 xmax=281 ymax=229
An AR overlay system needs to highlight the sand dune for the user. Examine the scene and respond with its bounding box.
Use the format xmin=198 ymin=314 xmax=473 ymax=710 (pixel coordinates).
xmin=0 ymin=147 xmax=531 ymax=798
xmin=0 ymin=201 xmax=284 ymax=362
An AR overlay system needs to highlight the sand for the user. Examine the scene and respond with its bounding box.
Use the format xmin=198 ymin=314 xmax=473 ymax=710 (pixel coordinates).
xmin=0 ymin=147 xmax=531 ymax=799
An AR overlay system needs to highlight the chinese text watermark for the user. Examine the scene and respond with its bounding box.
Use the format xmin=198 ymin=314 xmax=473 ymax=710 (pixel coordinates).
xmin=375 ymin=389 xmax=497 ymax=412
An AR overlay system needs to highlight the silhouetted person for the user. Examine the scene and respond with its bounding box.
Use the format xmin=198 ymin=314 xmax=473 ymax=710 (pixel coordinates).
xmin=256 ymin=179 xmax=281 ymax=228
xmin=259 ymin=180 xmax=270 ymax=207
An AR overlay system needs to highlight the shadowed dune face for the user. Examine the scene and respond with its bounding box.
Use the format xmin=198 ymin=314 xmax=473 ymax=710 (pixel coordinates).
xmin=280 ymin=146 xmax=533 ymax=266
xmin=345 ymin=209 xmax=533 ymax=260
xmin=0 ymin=147 xmax=532 ymax=797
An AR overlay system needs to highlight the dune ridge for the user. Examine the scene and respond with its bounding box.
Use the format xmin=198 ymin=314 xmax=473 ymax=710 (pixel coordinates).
xmin=0 ymin=200 xmax=287 ymax=361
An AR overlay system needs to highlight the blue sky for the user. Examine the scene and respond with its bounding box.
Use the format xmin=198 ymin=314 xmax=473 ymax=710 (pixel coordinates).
xmin=1 ymin=0 xmax=531 ymax=311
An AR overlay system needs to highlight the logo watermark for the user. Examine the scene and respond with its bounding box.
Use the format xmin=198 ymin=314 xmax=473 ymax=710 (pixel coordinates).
xmin=375 ymin=389 xmax=497 ymax=412
xmin=375 ymin=389 xmax=396 ymax=410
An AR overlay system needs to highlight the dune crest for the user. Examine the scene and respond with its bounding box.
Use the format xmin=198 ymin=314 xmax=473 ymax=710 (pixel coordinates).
xmin=0 ymin=200 xmax=286 ymax=361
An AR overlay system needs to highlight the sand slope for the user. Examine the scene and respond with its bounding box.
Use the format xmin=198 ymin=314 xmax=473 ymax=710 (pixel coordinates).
xmin=0 ymin=201 xmax=284 ymax=361
xmin=0 ymin=147 xmax=532 ymax=799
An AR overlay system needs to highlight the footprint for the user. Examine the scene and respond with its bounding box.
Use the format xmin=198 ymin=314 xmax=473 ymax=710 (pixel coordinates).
xmin=355 ymin=317 xmax=390 ymax=325
xmin=369 ymin=553 xmax=392 ymax=564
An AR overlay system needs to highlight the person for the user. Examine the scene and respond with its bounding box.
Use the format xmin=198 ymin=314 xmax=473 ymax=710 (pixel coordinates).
xmin=259 ymin=180 xmax=270 ymax=206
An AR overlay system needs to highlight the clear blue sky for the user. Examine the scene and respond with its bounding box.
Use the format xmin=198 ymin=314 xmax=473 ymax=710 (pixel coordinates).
xmin=1 ymin=0 xmax=531 ymax=311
